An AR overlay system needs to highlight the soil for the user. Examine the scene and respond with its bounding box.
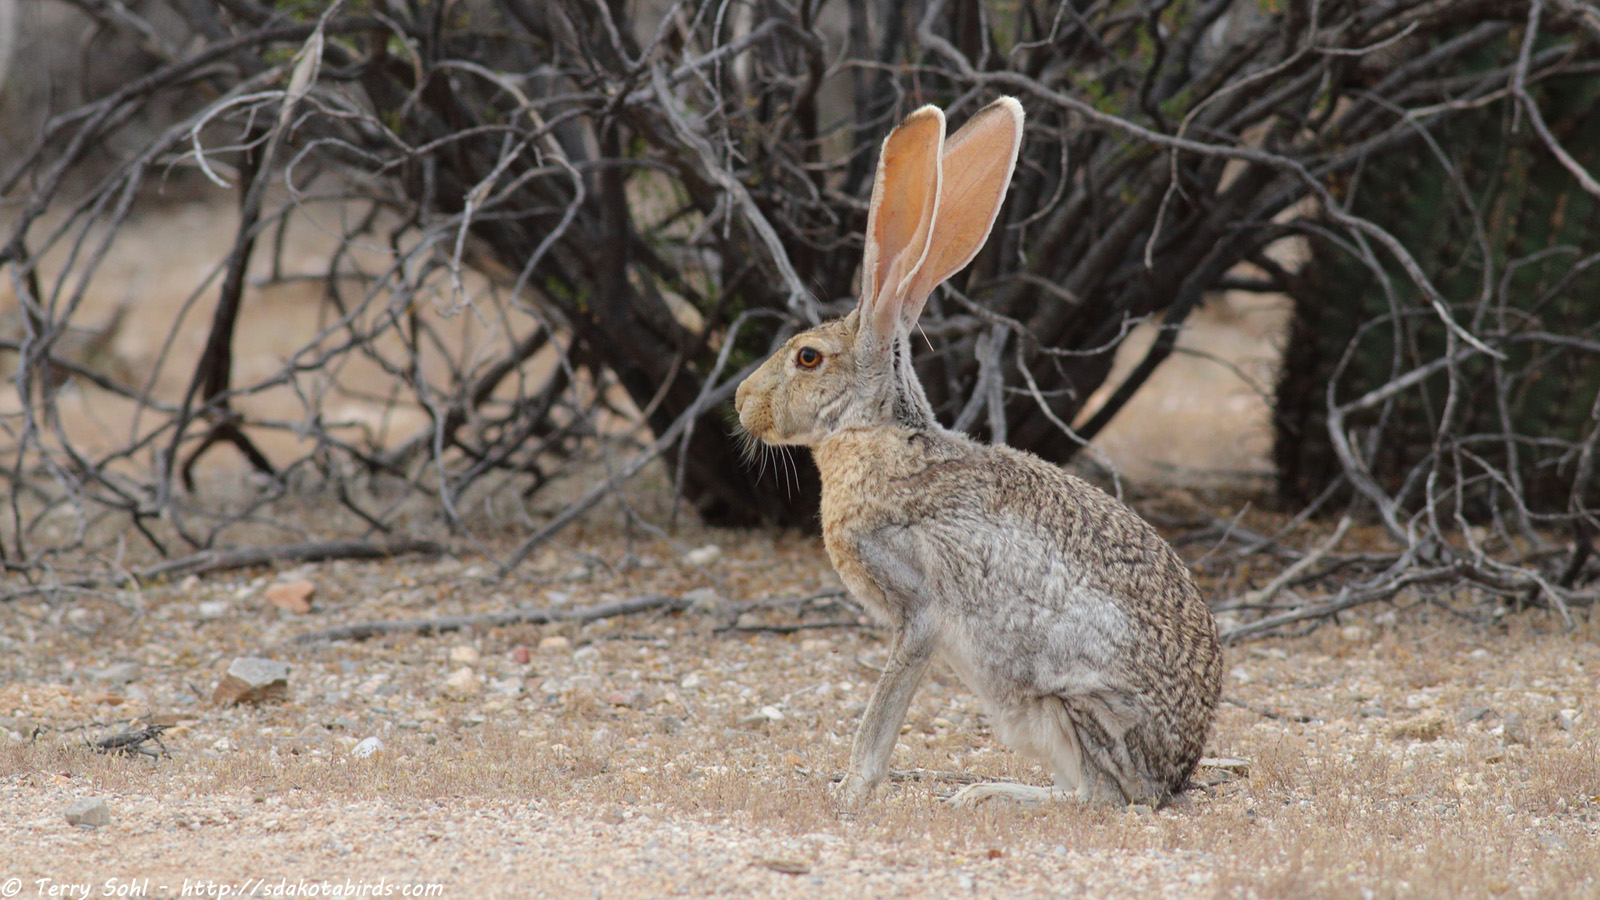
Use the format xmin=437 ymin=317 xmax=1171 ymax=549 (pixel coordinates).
xmin=2 ymin=517 xmax=1597 ymax=899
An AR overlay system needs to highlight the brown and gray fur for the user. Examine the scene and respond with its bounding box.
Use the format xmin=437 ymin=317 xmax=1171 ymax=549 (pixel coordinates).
xmin=735 ymin=98 xmax=1221 ymax=807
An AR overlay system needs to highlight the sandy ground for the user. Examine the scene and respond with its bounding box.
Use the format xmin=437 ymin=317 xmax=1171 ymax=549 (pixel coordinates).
xmin=1 ymin=511 xmax=1598 ymax=899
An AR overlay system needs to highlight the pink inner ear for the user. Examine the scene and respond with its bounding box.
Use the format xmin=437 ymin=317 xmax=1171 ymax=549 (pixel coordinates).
xmin=859 ymin=106 xmax=944 ymax=343
xmin=901 ymin=98 xmax=1024 ymax=323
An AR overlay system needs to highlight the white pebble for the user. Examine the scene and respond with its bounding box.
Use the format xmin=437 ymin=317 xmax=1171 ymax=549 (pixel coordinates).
xmin=489 ymin=677 xmax=524 ymax=696
xmin=443 ymin=667 xmax=482 ymax=697
xmin=196 ymin=600 xmax=230 ymax=620
xmin=684 ymin=545 xmax=722 ymax=567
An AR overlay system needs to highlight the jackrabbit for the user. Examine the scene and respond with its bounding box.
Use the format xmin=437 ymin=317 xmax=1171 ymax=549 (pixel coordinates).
xmin=734 ymin=97 xmax=1223 ymax=807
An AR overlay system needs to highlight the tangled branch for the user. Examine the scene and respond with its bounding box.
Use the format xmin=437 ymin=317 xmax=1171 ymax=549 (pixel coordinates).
xmin=0 ymin=0 xmax=1595 ymax=630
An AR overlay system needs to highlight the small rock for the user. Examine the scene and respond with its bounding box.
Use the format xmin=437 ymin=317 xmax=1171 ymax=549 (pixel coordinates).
xmin=597 ymin=807 xmax=626 ymax=825
xmin=758 ymin=857 xmax=810 ymax=875
xmin=1556 ymin=709 xmax=1579 ymax=731
xmin=489 ymin=676 xmax=524 ymax=696
xmin=352 ymin=736 xmax=385 ymax=758
xmin=537 ymin=635 xmax=572 ymax=653
xmin=740 ymin=705 xmax=784 ymax=726
xmin=1338 ymin=625 xmax=1368 ymax=642
xmin=65 ymin=797 xmax=111 ymax=828
xmin=1458 ymin=706 xmax=1495 ymax=724
xmin=1198 ymin=756 xmax=1252 ymax=775
xmin=196 ymin=600 xmax=230 ymax=620
xmin=563 ymin=565 xmax=591 ymax=582
xmin=573 ymin=645 xmax=600 ymax=661
xmin=683 ymin=587 xmax=722 ymax=614
xmin=680 ymin=673 xmax=704 ymax=690
xmin=1503 ymin=712 xmax=1530 ymax=746
xmin=265 ymin=579 xmax=315 ymax=614
xmin=1229 ymin=665 xmax=1253 ymax=685
xmin=448 ymin=645 xmax=480 ymax=666
xmin=799 ymin=638 xmax=833 ymax=653
xmin=89 ymin=662 xmax=140 ymax=684
xmin=684 ymin=544 xmax=722 ymax=567
xmin=510 ymin=646 xmax=532 ymax=665
xmin=212 ymin=657 xmax=290 ymax=706
xmin=1390 ymin=711 xmax=1447 ymax=742
xmin=443 ymin=667 xmax=481 ymax=698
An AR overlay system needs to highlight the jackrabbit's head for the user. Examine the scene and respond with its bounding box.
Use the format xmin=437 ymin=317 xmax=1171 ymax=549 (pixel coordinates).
xmin=736 ymin=98 xmax=1024 ymax=446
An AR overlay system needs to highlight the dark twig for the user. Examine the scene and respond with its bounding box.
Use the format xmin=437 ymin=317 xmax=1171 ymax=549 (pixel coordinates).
xmin=0 ymin=538 xmax=448 ymax=602
xmin=138 ymin=538 xmax=449 ymax=579
xmin=286 ymin=593 xmax=689 ymax=644
xmin=92 ymin=724 xmax=171 ymax=759
xmin=715 ymin=620 xmax=865 ymax=635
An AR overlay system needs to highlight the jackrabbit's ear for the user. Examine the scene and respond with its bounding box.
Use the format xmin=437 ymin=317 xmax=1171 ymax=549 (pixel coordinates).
xmin=898 ymin=97 xmax=1025 ymax=326
xmin=859 ymin=105 xmax=945 ymax=347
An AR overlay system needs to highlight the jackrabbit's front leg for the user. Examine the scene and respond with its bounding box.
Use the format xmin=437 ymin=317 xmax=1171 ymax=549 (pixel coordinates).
xmin=841 ymin=613 xmax=935 ymax=803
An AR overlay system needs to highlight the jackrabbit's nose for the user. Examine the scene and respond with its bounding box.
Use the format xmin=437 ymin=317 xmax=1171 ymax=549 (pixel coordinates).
xmin=734 ymin=377 xmax=750 ymax=414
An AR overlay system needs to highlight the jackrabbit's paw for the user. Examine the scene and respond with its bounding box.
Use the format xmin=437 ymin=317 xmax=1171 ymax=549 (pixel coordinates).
xmin=945 ymin=782 xmax=1060 ymax=809
xmin=828 ymin=772 xmax=875 ymax=812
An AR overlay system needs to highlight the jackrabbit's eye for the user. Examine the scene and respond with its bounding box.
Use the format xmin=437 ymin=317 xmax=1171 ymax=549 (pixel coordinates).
xmin=795 ymin=347 xmax=823 ymax=369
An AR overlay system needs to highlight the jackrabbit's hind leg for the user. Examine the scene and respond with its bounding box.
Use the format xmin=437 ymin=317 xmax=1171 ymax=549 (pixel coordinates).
xmin=946 ymin=699 xmax=1084 ymax=809
xmin=1065 ymin=700 xmax=1175 ymax=806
